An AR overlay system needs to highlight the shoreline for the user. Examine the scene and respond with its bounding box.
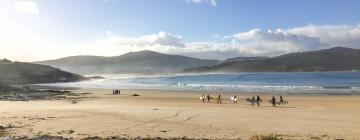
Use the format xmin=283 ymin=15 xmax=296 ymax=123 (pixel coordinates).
xmin=27 ymin=84 xmax=360 ymax=96
xmin=28 ymin=85 xmax=360 ymax=96
xmin=29 ymin=71 xmax=360 ymax=96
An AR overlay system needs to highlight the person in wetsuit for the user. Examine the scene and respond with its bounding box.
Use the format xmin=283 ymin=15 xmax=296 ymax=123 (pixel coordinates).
xmin=233 ymin=95 xmax=238 ymax=104
xmin=256 ymin=95 xmax=262 ymax=106
xmin=251 ymin=96 xmax=256 ymax=105
xmin=217 ymin=94 xmax=222 ymax=104
xmin=271 ymin=96 xmax=277 ymax=107
xmin=279 ymin=96 xmax=284 ymax=105
xmin=206 ymin=94 xmax=211 ymax=103
xmin=201 ymin=94 xmax=205 ymax=103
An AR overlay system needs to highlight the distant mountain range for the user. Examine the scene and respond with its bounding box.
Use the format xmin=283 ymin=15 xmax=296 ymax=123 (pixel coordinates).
xmin=0 ymin=47 xmax=359 ymax=86
xmin=184 ymin=47 xmax=360 ymax=73
xmin=0 ymin=60 xmax=86 ymax=85
xmin=36 ymin=50 xmax=220 ymax=74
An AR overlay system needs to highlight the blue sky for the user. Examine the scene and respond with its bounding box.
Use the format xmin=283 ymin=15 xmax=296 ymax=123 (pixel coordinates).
xmin=1 ymin=0 xmax=360 ymax=61
xmin=37 ymin=0 xmax=360 ymax=40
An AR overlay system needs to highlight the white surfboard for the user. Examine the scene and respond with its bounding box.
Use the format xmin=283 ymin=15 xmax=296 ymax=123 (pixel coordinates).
xmin=230 ymin=96 xmax=238 ymax=101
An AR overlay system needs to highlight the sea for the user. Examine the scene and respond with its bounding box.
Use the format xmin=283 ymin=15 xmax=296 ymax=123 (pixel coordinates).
xmin=42 ymin=71 xmax=360 ymax=94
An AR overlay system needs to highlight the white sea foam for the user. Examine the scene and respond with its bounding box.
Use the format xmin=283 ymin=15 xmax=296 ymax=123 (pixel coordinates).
xmin=39 ymin=72 xmax=360 ymax=94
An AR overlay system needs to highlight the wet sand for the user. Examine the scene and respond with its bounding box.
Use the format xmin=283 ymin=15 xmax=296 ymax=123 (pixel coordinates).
xmin=0 ymin=89 xmax=360 ymax=139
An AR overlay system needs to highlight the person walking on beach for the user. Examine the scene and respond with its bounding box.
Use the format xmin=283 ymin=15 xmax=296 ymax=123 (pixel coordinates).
xmin=201 ymin=94 xmax=206 ymax=103
xmin=271 ymin=96 xmax=277 ymax=107
xmin=256 ymin=95 xmax=262 ymax=106
xmin=279 ymin=96 xmax=284 ymax=105
xmin=217 ymin=94 xmax=222 ymax=104
xmin=251 ymin=96 xmax=256 ymax=105
xmin=206 ymin=94 xmax=211 ymax=103
xmin=233 ymin=95 xmax=238 ymax=104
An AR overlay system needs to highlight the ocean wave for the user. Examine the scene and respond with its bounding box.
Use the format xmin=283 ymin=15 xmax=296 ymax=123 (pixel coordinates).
xmin=177 ymin=83 xmax=321 ymax=90
xmin=40 ymin=72 xmax=360 ymax=93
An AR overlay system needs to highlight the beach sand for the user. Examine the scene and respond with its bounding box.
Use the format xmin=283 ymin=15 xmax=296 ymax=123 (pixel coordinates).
xmin=0 ymin=89 xmax=360 ymax=139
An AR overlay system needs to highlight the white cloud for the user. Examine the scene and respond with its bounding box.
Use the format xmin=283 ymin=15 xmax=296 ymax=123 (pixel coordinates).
xmin=227 ymin=23 xmax=360 ymax=57
xmin=99 ymin=23 xmax=360 ymax=59
xmin=230 ymin=28 xmax=326 ymax=54
xmin=99 ymin=31 xmax=290 ymax=59
xmin=13 ymin=1 xmax=39 ymax=15
xmin=103 ymin=31 xmax=185 ymax=48
xmin=186 ymin=0 xmax=217 ymax=7
xmin=288 ymin=24 xmax=360 ymax=48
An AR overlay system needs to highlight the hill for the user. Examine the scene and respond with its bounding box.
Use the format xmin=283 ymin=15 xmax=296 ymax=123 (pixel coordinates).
xmin=0 ymin=61 xmax=87 ymax=85
xmin=184 ymin=47 xmax=360 ymax=73
xmin=223 ymin=56 xmax=269 ymax=62
xmin=36 ymin=50 xmax=219 ymax=74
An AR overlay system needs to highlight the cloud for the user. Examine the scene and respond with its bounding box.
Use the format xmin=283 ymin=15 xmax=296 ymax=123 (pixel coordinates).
xmin=288 ymin=24 xmax=360 ymax=48
xmin=186 ymin=0 xmax=217 ymax=7
xmin=103 ymin=31 xmax=185 ymax=48
xmin=100 ymin=23 xmax=360 ymax=60
xmin=100 ymin=31 xmax=285 ymax=59
xmin=13 ymin=1 xmax=39 ymax=15
xmin=230 ymin=28 xmax=326 ymax=54
xmin=227 ymin=23 xmax=360 ymax=57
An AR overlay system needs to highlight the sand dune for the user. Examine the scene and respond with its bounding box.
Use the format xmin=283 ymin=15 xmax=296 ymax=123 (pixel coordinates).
xmin=0 ymin=89 xmax=359 ymax=139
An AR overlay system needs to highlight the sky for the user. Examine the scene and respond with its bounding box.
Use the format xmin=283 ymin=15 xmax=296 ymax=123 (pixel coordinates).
xmin=1 ymin=0 xmax=360 ymax=61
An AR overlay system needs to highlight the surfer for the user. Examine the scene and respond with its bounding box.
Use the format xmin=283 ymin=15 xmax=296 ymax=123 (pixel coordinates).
xmin=217 ymin=94 xmax=222 ymax=104
xmin=201 ymin=94 xmax=206 ymax=103
xmin=206 ymin=94 xmax=211 ymax=103
xmin=115 ymin=89 xmax=119 ymax=95
xmin=256 ymin=95 xmax=262 ymax=106
xmin=251 ymin=96 xmax=256 ymax=105
xmin=233 ymin=95 xmax=238 ymax=104
xmin=279 ymin=96 xmax=284 ymax=105
xmin=271 ymin=96 xmax=276 ymax=107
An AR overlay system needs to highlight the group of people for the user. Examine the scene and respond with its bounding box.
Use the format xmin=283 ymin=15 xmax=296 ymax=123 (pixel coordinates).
xmin=112 ymin=89 xmax=121 ymax=95
xmin=201 ymin=94 xmax=223 ymax=104
xmin=200 ymin=94 xmax=222 ymax=104
xmin=249 ymin=95 xmax=263 ymax=106
xmin=271 ymin=95 xmax=285 ymax=107
xmin=201 ymin=94 xmax=286 ymax=107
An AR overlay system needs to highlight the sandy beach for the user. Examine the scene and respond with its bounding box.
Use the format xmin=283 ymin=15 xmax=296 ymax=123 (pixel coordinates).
xmin=0 ymin=89 xmax=360 ymax=139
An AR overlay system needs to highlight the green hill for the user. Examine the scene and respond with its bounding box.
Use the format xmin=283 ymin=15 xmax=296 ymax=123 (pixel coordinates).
xmin=184 ymin=47 xmax=360 ymax=73
xmin=0 ymin=60 xmax=86 ymax=85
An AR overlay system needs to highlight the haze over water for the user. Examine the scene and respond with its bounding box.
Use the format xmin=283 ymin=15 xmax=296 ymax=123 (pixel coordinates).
xmin=44 ymin=71 xmax=360 ymax=94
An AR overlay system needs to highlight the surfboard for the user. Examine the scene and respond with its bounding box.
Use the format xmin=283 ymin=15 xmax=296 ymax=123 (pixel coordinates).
xmin=230 ymin=96 xmax=237 ymax=101
xmin=246 ymin=98 xmax=255 ymax=103
xmin=200 ymin=96 xmax=213 ymax=100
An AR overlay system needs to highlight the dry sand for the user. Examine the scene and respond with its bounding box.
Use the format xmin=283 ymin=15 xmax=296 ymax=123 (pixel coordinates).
xmin=0 ymin=89 xmax=360 ymax=139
